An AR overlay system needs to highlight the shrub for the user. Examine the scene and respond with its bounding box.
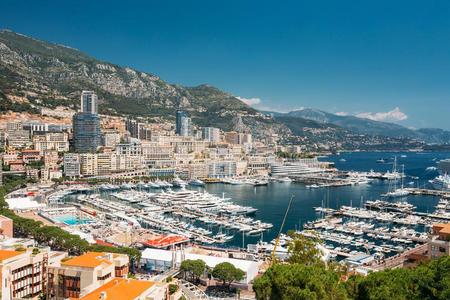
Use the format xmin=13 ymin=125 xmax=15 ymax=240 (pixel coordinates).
xmin=169 ymin=284 xmax=178 ymax=295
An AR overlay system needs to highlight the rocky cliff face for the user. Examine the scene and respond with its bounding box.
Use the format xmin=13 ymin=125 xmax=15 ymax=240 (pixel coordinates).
xmin=0 ymin=30 xmax=289 ymax=137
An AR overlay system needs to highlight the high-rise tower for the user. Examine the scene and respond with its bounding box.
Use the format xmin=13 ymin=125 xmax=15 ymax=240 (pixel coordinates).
xmin=80 ymin=91 xmax=98 ymax=114
xmin=73 ymin=91 xmax=101 ymax=152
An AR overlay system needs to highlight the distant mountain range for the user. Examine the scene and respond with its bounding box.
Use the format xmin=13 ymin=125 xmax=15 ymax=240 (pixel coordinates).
xmin=261 ymin=108 xmax=450 ymax=144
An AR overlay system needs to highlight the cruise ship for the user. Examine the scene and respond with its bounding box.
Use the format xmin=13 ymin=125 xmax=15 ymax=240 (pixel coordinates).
xmin=430 ymin=175 xmax=450 ymax=191
xmin=270 ymin=158 xmax=326 ymax=176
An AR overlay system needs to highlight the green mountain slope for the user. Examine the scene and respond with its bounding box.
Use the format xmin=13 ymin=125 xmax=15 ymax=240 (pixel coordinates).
xmin=0 ymin=30 xmax=287 ymax=136
xmin=0 ymin=30 xmax=436 ymax=150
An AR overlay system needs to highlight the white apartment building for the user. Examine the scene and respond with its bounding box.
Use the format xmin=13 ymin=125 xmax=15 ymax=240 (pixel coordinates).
xmin=48 ymin=251 xmax=130 ymax=299
xmin=79 ymin=153 xmax=144 ymax=176
xmin=63 ymin=153 xmax=80 ymax=177
xmin=174 ymin=152 xmax=196 ymax=165
xmin=152 ymin=135 xmax=209 ymax=153
xmin=7 ymin=129 xmax=31 ymax=148
xmin=141 ymin=141 xmax=173 ymax=160
xmin=0 ymin=248 xmax=66 ymax=299
xmin=208 ymin=161 xmax=237 ymax=178
xmin=43 ymin=150 xmax=59 ymax=168
xmin=115 ymin=154 xmax=144 ymax=171
xmin=33 ymin=132 xmax=69 ymax=152
xmin=189 ymin=163 xmax=210 ymax=178
xmin=116 ymin=142 xmax=142 ymax=156
xmin=80 ymin=153 xmax=97 ymax=176
xmin=102 ymin=132 xmax=121 ymax=148
xmin=202 ymin=127 xmax=220 ymax=143
xmin=209 ymin=147 xmax=234 ymax=160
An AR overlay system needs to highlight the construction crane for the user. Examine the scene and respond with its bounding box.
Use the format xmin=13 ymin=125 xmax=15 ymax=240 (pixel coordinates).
xmin=270 ymin=194 xmax=295 ymax=262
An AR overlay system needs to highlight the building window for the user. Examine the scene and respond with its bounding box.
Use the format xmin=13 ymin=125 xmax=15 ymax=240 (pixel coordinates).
xmin=431 ymin=245 xmax=438 ymax=251
xmin=97 ymin=273 xmax=112 ymax=281
xmin=439 ymin=247 xmax=446 ymax=253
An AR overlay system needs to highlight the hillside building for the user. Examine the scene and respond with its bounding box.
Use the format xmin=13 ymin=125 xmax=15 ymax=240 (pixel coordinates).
xmin=0 ymin=248 xmax=66 ymax=299
xmin=73 ymin=112 xmax=101 ymax=153
xmin=429 ymin=223 xmax=450 ymax=259
xmin=47 ymin=252 xmax=165 ymax=299
xmin=81 ymin=90 xmax=98 ymax=114
xmin=63 ymin=153 xmax=80 ymax=177
xmin=202 ymin=127 xmax=220 ymax=143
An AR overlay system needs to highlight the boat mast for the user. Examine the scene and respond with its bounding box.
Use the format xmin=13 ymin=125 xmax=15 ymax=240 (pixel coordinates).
xmin=401 ymin=164 xmax=405 ymax=189
xmin=271 ymin=194 xmax=295 ymax=262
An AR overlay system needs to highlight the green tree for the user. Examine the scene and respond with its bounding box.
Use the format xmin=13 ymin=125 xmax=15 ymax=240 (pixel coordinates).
xmin=253 ymin=263 xmax=347 ymax=300
xmin=353 ymin=256 xmax=450 ymax=300
xmin=285 ymin=231 xmax=324 ymax=266
xmin=354 ymin=268 xmax=414 ymax=300
xmin=168 ymin=284 xmax=178 ymax=295
xmin=180 ymin=259 xmax=207 ymax=282
xmin=211 ymin=262 xmax=245 ymax=290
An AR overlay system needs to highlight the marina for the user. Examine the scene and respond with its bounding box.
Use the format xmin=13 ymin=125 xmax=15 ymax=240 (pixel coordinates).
xmin=8 ymin=151 xmax=449 ymax=262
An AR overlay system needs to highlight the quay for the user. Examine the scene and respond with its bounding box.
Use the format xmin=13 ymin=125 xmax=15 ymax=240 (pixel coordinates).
xmin=329 ymin=249 xmax=352 ymax=258
xmin=405 ymin=188 xmax=450 ymax=198
xmin=334 ymin=205 xmax=450 ymax=224
xmin=138 ymin=214 xmax=221 ymax=244
xmin=354 ymin=227 xmax=428 ymax=243
xmin=371 ymin=244 xmax=429 ymax=270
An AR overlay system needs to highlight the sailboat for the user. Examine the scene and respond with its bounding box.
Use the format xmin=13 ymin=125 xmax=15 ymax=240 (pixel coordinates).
xmin=385 ymin=159 xmax=408 ymax=198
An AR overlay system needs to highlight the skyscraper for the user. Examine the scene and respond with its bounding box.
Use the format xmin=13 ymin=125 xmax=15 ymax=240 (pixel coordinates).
xmin=73 ymin=91 xmax=101 ymax=152
xmin=176 ymin=110 xmax=192 ymax=137
xmin=180 ymin=116 xmax=192 ymax=137
xmin=81 ymin=91 xmax=98 ymax=114
xmin=176 ymin=110 xmax=188 ymax=135
xmin=72 ymin=113 xmax=101 ymax=153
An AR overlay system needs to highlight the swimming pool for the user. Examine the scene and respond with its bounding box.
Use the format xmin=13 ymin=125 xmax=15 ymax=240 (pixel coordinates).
xmin=53 ymin=214 xmax=94 ymax=225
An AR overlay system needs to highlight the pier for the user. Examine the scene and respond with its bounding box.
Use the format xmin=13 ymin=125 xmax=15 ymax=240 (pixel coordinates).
xmin=405 ymin=188 xmax=450 ymax=198
xmin=352 ymin=227 xmax=428 ymax=243
xmin=371 ymin=244 xmax=429 ymax=270
xmin=329 ymin=250 xmax=352 ymax=258
xmin=139 ymin=215 xmax=221 ymax=244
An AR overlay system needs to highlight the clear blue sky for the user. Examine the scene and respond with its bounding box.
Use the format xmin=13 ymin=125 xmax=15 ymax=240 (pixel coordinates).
xmin=1 ymin=0 xmax=450 ymax=129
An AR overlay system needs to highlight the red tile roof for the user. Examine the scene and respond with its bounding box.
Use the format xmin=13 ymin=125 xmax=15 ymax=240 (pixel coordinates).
xmin=0 ymin=250 xmax=22 ymax=262
xmin=61 ymin=252 xmax=114 ymax=268
xmin=94 ymin=239 xmax=114 ymax=247
xmin=72 ymin=278 xmax=155 ymax=300
xmin=142 ymin=235 xmax=189 ymax=248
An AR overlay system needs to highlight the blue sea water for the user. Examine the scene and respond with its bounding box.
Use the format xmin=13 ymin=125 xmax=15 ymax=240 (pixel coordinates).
xmin=64 ymin=152 xmax=449 ymax=248
xmin=191 ymin=152 xmax=449 ymax=247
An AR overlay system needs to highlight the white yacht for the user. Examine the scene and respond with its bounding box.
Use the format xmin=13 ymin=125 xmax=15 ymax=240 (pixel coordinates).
xmin=189 ymin=178 xmax=205 ymax=186
xmin=148 ymin=181 xmax=160 ymax=189
xmin=277 ymin=177 xmax=292 ymax=183
xmin=385 ymin=189 xmax=409 ymax=198
xmin=229 ymin=178 xmax=245 ymax=185
xmin=172 ymin=177 xmax=187 ymax=188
